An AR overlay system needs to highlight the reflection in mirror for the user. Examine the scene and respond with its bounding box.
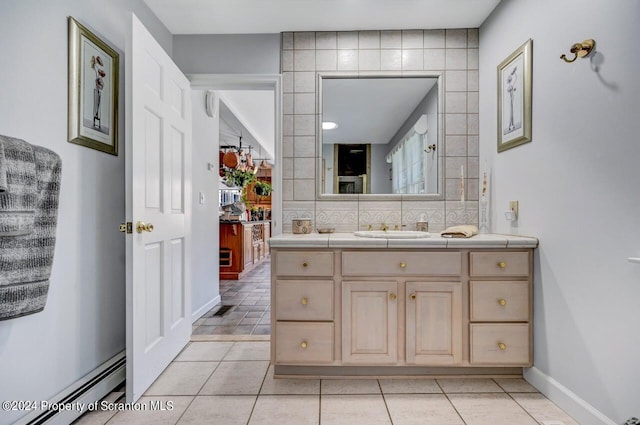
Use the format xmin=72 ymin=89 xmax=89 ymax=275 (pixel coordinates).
xmin=319 ymin=75 xmax=440 ymax=197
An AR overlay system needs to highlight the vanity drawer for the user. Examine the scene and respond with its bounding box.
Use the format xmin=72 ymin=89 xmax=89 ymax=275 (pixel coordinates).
xmin=275 ymin=280 xmax=334 ymax=321
xmin=469 ymin=252 xmax=529 ymax=277
xmin=470 ymin=281 xmax=529 ymax=322
xmin=470 ymin=323 xmax=530 ymax=365
xmin=275 ymin=322 xmax=334 ymax=364
xmin=275 ymin=251 xmax=334 ymax=277
xmin=342 ymin=251 xmax=462 ymax=276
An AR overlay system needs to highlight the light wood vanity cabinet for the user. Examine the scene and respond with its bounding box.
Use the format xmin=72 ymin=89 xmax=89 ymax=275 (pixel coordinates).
xmin=469 ymin=251 xmax=532 ymax=366
xmin=271 ymin=247 xmax=533 ymax=373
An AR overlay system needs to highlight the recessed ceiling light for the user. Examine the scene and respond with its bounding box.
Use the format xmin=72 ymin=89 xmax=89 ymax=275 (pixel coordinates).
xmin=322 ymin=121 xmax=339 ymax=130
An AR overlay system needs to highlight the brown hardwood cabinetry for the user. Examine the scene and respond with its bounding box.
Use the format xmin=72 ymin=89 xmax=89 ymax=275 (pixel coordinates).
xmin=219 ymin=221 xmax=270 ymax=280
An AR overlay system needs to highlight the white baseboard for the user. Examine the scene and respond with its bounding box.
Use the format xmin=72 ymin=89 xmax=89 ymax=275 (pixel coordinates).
xmin=524 ymin=367 xmax=617 ymax=425
xmin=15 ymin=351 xmax=125 ymax=425
xmin=192 ymin=295 xmax=220 ymax=323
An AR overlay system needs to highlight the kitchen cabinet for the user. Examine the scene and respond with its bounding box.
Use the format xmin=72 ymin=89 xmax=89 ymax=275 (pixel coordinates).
xmin=219 ymin=221 xmax=270 ymax=280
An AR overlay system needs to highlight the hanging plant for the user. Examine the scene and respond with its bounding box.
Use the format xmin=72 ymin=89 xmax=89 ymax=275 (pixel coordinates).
xmin=254 ymin=180 xmax=272 ymax=197
xmin=225 ymin=168 xmax=256 ymax=189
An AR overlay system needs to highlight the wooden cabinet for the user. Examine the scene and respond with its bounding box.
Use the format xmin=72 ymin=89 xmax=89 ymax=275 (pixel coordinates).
xmin=272 ymin=251 xmax=335 ymax=365
xmin=271 ymin=247 xmax=533 ymax=374
xmin=342 ymin=281 xmax=398 ymax=364
xmin=219 ymin=221 xmax=270 ymax=280
xmin=469 ymin=250 xmax=532 ymax=366
xmin=406 ymin=282 xmax=462 ymax=365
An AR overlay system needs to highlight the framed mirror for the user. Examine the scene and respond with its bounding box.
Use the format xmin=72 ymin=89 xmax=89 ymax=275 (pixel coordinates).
xmin=317 ymin=73 xmax=443 ymax=200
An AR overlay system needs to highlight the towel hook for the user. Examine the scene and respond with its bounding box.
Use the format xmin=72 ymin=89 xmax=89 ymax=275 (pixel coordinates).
xmin=560 ymin=39 xmax=596 ymax=63
xmin=424 ymin=144 xmax=436 ymax=153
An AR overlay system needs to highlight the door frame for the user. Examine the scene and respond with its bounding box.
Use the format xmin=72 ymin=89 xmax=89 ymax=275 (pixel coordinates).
xmin=189 ymin=73 xmax=283 ymax=237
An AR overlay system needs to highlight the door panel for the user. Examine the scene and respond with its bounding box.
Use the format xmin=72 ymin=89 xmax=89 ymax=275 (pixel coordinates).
xmin=342 ymin=281 xmax=397 ymax=364
xmin=126 ymin=13 xmax=192 ymax=402
xmin=406 ymin=282 xmax=462 ymax=365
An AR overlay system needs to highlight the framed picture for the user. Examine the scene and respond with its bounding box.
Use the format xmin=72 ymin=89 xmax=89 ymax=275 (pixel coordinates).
xmin=68 ymin=17 xmax=119 ymax=155
xmin=497 ymin=39 xmax=532 ymax=152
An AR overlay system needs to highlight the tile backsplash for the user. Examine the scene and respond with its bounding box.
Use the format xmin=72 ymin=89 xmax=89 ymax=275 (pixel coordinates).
xmin=281 ymin=30 xmax=479 ymax=233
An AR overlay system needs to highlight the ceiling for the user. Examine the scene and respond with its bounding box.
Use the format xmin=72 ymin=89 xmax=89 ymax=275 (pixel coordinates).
xmin=144 ymin=0 xmax=501 ymax=35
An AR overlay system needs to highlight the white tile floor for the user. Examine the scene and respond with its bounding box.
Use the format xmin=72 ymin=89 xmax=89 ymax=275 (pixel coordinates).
xmin=75 ymin=340 xmax=580 ymax=425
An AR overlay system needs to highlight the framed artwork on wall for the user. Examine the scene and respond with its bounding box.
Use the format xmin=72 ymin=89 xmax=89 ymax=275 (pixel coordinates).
xmin=497 ymin=38 xmax=532 ymax=152
xmin=68 ymin=17 xmax=119 ymax=155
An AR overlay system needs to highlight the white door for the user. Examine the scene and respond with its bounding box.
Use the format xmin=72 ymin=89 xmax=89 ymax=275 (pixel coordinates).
xmin=125 ymin=13 xmax=192 ymax=402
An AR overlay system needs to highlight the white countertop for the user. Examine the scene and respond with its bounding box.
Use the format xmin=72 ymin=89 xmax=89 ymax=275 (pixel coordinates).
xmin=269 ymin=232 xmax=539 ymax=249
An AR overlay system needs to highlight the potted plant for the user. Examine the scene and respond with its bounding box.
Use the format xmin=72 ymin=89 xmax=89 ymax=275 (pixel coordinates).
xmin=225 ymin=168 xmax=256 ymax=189
xmin=254 ymin=180 xmax=272 ymax=197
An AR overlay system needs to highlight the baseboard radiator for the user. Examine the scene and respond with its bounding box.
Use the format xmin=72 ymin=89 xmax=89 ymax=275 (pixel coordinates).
xmin=14 ymin=351 xmax=125 ymax=425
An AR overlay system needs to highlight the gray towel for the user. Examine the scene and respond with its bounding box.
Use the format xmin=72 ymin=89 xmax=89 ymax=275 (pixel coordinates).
xmin=0 ymin=135 xmax=37 ymax=236
xmin=0 ymin=135 xmax=61 ymax=320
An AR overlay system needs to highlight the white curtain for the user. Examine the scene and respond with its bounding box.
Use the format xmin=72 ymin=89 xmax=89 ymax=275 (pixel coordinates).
xmin=391 ymin=131 xmax=425 ymax=194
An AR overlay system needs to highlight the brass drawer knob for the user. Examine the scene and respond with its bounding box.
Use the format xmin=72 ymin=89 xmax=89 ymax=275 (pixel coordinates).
xmin=498 ymin=299 xmax=507 ymax=306
xmin=302 ymin=262 xmax=308 ymax=267
xmin=497 ymin=261 xmax=506 ymax=269
xmin=389 ymin=293 xmax=397 ymax=301
xmin=301 ymin=297 xmax=308 ymax=305
xmin=399 ymin=262 xmax=407 ymax=268
xmin=409 ymin=293 xmax=417 ymax=300
xmin=498 ymin=342 xmax=507 ymax=350
xmin=300 ymin=341 xmax=308 ymax=349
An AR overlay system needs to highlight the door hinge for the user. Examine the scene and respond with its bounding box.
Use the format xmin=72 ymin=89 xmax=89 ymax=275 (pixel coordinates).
xmin=119 ymin=222 xmax=133 ymax=234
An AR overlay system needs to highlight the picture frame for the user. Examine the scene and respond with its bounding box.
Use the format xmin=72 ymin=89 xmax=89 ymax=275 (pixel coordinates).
xmin=68 ymin=17 xmax=119 ymax=155
xmin=497 ymin=39 xmax=532 ymax=152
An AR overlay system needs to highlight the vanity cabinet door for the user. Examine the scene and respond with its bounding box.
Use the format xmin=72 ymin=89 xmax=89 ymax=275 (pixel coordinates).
xmin=342 ymin=281 xmax=398 ymax=364
xmin=406 ymin=282 xmax=463 ymax=365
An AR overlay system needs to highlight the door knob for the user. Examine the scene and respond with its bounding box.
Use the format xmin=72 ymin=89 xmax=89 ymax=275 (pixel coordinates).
xmin=136 ymin=221 xmax=154 ymax=234
xmin=389 ymin=293 xmax=397 ymax=301
xmin=409 ymin=293 xmax=416 ymax=300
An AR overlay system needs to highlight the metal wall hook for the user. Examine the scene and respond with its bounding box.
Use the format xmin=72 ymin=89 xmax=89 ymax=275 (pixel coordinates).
xmin=561 ymin=39 xmax=596 ymax=63
xmin=424 ymin=144 xmax=436 ymax=153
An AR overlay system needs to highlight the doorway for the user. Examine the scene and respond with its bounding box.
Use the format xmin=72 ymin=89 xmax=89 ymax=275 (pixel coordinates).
xmin=188 ymin=74 xmax=282 ymax=340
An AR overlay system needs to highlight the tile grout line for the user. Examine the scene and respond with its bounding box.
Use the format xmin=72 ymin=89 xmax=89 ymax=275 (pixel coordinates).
xmin=378 ymin=379 xmax=395 ymax=425
xmin=245 ymin=362 xmax=272 ymax=425
xmin=435 ymin=379 xmax=469 ymax=425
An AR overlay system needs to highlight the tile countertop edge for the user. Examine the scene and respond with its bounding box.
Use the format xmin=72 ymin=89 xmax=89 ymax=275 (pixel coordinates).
xmin=269 ymin=233 xmax=539 ymax=249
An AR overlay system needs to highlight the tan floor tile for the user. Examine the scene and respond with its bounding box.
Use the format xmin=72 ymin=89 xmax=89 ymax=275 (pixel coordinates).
xmin=175 ymin=341 xmax=234 ymax=361
xmin=200 ymin=360 xmax=269 ymax=395
xmin=249 ymin=395 xmax=319 ymax=425
xmin=223 ymin=341 xmax=271 ymax=361
xmin=448 ymin=393 xmax=538 ymax=425
xmin=511 ymin=393 xmax=580 ymax=425
xmin=437 ymin=378 xmax=504 ymax=393
xmin=261 ymin=365 xmax=320 ymax=394
xmin=73 ymin=392 xmax=122 ymax=424
xmin=177 ymin=395 xmax=256 ymax=425
xmin=385 ymin=394 xmax=465 ymax=425
xmin=321 ymin=379 xmax=381 ymax=394
xmin=145 ymin=362 xmax=218 ymax=395
xmin=107 ymin=396 xmax=193 ymax=425
xmin=494 ymin=378 xmax=539 ymax=393
xmin=379 ymin=378 xmax=442 ymax=394
xmin=321 ymin=394 xmax=391 ymax=425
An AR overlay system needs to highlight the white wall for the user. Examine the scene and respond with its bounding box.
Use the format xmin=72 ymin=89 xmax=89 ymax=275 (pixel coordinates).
xmin=190 ymin=91 xmax=221 ymax=320
xmin=480 ymin=1 xmax=640 ymax=423
xmin=0 ymin=2 xmax=171 ymax=424
xmin=172 ymin=34 xmax=281 ymax=74
xmin=370 ymin=144 xmax=391 ymax=194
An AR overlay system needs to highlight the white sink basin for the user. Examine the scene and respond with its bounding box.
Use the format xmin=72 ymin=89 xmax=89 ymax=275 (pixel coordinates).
xmin=354 ymin=230 xmax=431 ymax=239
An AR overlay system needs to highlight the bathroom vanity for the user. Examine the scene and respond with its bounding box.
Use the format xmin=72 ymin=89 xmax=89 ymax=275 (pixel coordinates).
xmin=269 ymin=232 xmax=538 ymax=377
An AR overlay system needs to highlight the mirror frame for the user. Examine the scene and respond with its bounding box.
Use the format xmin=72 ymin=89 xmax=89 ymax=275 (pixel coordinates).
xmin=316 ymin=71 xmax=445 ymax=201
